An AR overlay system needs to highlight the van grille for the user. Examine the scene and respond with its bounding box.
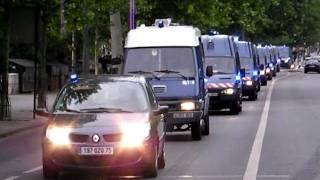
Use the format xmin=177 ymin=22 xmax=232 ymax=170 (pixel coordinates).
xmin=153 ymin=85 xmax=167 ymax=93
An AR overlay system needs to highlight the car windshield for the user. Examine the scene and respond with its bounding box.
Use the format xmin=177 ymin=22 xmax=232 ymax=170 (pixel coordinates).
xmin=124 ymin=47 xmax=195 ymax=77
xmin=205 ymin=57 xmax=235 ymax=74
xmin=54 ymin=82 xmax=148 ymax=113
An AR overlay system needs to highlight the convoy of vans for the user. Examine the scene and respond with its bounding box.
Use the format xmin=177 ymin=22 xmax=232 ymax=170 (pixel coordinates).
xmin=122 ymin=18 xmax=289 ymax=141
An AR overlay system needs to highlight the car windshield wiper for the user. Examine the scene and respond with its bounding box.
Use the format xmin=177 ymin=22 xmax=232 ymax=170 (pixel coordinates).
xmin=154 ymin=69 xmax=188 ymax=80
xmin=79 ymin=107 xmax=133 ymax=113
xmin=128 ymin=70 xmax=160 ymax=80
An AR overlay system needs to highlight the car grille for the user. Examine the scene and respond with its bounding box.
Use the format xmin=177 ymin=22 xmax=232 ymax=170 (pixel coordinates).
xmin=69 ymin=134 xmax=89 ymax=143
xmin=103 ymin=134 xmax=122 ymax=142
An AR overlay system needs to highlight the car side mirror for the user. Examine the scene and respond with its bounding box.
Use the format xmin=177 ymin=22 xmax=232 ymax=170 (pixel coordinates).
xmin=240 ymin=68 xmax=246 ymax=78
xmin=36 ymin=109 xmax=52 ymax=118
xmin=153 ymin=106 xmax=168 ymax=116
xmin=206 ymin=66 xmax=213 ymax=77
xmin=259 ymin=64 xmax=265 ymax=70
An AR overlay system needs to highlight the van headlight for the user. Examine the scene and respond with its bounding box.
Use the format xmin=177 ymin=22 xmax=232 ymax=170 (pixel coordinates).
xmin=222 ymin=88 xmax=235 ymax=95
xmin=266 ymin=68 xmax=271 ymax=73
xmin=260 ymin=70 xmax=265 ymax=75
xmin=120 ymin=123 xmax=150 ymax=148
xmin=181 ymin=102 xmax=195 ymax=111
xmin=46 ymin=126 xmax=71 ymax=146
xmin=245 ymin=80 xmax=253 ymax=86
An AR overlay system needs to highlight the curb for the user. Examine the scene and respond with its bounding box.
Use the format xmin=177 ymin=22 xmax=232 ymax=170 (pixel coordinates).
xmin=0 ymin=120 xmax=46 ymax=138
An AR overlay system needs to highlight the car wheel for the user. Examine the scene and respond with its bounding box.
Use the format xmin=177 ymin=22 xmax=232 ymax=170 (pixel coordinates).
xmin=257 ymin=83 xmax=261 ymax=92
xmin=191 ymin=121 xmax=202 ymax=141
xmin=304 ymin=69 xmax=308 ymax=74
xmin=157 ymin=150 xmax=166 ymax=169
xmin=43 ymin=157 xmax=59 ymax=180
xmin=261 ymin=80 xmax=267 ymax=86
xmin=143 ymin=147 xmax=158 ymax=178
xmin=202 ymin=115 xmax=210 ymax=136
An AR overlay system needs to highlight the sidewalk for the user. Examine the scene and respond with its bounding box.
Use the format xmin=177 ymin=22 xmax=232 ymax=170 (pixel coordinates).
xmin=0 ymin=92 xmax=57 ymax=138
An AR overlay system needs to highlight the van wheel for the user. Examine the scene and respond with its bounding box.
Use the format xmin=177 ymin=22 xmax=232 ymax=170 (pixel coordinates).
xmin=257 ymin=83 xmax=261 ymax=92
xmin=43 ymin=157 xmax=59 ymax=180
xmin=143 ymin=147 xmax=158 ymax=178
xmin=202 ymin=115 xmax=210 ymax=136
xmin=230 ymin=101 xmax=239 ymax=115
xmin=191 ymin=121 xmax=202 ymax=140
xmin=249 ymin=91 xmax=258 ymax=101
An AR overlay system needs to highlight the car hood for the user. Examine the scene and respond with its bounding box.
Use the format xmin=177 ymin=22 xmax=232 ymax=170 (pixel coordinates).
xmin=148 ymin=77 xmax=198 ymax=99
xmin=49 ymin=112 xmax=150 ymax=134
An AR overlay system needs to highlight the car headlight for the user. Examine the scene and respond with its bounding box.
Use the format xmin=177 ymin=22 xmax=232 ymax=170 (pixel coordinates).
xmin=120 ymin=123 xmax=150 ymax=148
xmin=245 ymin=80 xmax=253 ymax=86
xmin=46 ymin=126 xmax=71 ymax=146
xmin=290 ymin=64 xmax=295 ymax=69
xmin=181 ymin=102 xmax=195 ymax=111
xmin=222 ymin=88 xmax=235 ymax=95
xmin=260 ymin=70 xmax=265 ymax=75
xmin=285 ymin=58 xmax=290 ymax=63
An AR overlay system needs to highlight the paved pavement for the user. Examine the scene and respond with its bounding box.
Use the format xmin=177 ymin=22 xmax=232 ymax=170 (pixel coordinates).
xmin=0 ymin=92 xmax=57 ymax=138
xmin=2 ymin=70 xmax=320 ymax=180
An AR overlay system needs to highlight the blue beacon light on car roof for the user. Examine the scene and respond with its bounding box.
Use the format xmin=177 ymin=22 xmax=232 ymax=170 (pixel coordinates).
xmin=253 ymin=70 xmax=258 ymax=76
xmin=69 ymin=74 xmax=79 ymax=83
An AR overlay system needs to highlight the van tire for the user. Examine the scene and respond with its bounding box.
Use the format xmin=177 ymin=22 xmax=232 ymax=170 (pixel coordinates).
xmin=249 ymin=91 xmax=258 ymax=101
xmin=143 ymin=147 xmax=158 ymax=178
xmin=191 ymin=121 xmax=202 ymax=140
xmin=158 ymin=150 xmax=166 ymax=169
xmin=230 ymin=101 xmax=240 ymax=115
xmin=202 ymin=115 xmax=210 ymax=136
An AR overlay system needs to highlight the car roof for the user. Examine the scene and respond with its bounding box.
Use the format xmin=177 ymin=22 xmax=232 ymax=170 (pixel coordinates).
xmin=71 ymin=75 xmax=148 ymax=86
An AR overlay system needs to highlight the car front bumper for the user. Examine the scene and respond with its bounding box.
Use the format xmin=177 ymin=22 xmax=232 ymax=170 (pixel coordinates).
xmin=42 ymin=139 xmax=156 ymax=174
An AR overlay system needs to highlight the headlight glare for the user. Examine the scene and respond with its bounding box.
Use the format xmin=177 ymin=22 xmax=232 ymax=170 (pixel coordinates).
xmin=181 ymin=102 xmax=195 ymax=111
xmin=266 ymin=68 xmax=271 ymax=73
xmin=120 ymin=123 xmax=150 ymax=148
xmin=46 ymin=126 xmax=71 ymax=146
xmin=260 ymin=70 xmax=265 ymax=75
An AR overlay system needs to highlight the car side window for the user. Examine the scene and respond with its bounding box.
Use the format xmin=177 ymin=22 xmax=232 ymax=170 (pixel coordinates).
xmin=146 ymin=83 xmax=158 ymax=109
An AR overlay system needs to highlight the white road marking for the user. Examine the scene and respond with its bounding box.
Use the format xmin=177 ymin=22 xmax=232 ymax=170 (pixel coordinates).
xmin=243 ymin=73 xmax=290 ymax=180
xmin=160 ymin=174 xmax=289 ymax=179
xmin=23 ymin=165 xmax=42 ymax=174
xmin=4 ymin=176 xmax=19 ymax=180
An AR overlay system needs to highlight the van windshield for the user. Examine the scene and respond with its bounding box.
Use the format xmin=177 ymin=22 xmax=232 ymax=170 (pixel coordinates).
xmin=124 ymin=47 xmax=195 ymax=77
xmin=240 ymin=58 xmax=254 ymax=71
xmin=205 ymin=57 xmax=235 ymax=74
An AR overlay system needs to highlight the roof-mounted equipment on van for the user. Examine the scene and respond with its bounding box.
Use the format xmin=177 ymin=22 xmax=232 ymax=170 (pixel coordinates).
xmin=154 ymin=18 xmax=173 ymax=28
xmin=208 ymin=30 xmax=219 ymax=36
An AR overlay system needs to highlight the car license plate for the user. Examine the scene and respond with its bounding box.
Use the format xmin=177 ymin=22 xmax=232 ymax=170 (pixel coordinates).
xmin=79 ymin=146 xmax=113 ymax=155
xmin=210 ymin=93 xmax=219 ymax=97
xmin=173 ymin=112 xmax=194 ymax=119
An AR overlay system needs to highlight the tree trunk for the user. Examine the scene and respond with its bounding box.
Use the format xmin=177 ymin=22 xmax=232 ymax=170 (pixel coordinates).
xmin=82 ymin=0 xmax=90 ymax=75
xmin=110 ymin=11 xmax=123 ymax=74
xmin=37 ymin=8 xmax=48 ymax=109
xmin=94 ymin=27 xmax=99 ymax=75
xmin=0 ymin=0 xmax=12 ymax=120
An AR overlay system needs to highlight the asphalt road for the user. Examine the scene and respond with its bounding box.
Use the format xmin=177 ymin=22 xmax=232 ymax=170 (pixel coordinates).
xmin=2 ymin=70 xmax=320 ymax=180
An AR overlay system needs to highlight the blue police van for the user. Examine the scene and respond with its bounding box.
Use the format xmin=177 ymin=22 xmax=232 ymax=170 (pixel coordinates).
xmin=201 ymin=34 xmax=244 ymax=115
xmin=236 ymin=41 xmax=260 ymax=100
xmin=123 ymin=19 xmax=210 ymax=140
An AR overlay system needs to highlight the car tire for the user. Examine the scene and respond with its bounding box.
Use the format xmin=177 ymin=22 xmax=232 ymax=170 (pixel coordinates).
xmin=191 ymin=121 xmax=202 ymax=141
xmin=257 ymin=83 xmax=261 ymax=92
xmin=202 ymin=115 xmax=210 ymax=136
xmin=157 ymin=150 xmax=166 ymax=169
xmin=304 ymin=69 xmax=308 ymax=74
xmin=43 ymin=157 xmax=59 ymax=180
xmin=143 ymin=147 xmax=158 ymax=178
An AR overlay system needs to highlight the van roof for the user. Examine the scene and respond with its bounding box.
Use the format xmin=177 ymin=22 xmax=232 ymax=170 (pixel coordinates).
xmin=236 ymin=41 xmax=252 ymax=58
xmin=201 ymin=34 xmax=235 ymax=57
xmin=125 ymin=26 xmax=201 ymax=48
